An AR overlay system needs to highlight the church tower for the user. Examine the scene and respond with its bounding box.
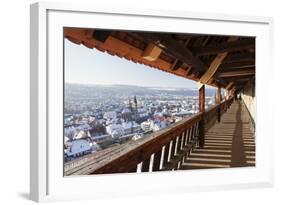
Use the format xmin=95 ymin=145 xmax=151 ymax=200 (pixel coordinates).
xmin=134 ymin=95 xmax=138 ymax=121
xmin=128 ymin=97 xmax=133 ymax=113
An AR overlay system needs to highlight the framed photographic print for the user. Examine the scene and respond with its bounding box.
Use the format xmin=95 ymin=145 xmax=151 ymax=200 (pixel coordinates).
xmin=30 ymin=2 xmax=274 ymax=202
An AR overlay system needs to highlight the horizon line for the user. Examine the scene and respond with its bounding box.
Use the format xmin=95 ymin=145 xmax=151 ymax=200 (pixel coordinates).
xmin=65 ymin=82 xmax=216 ymax=90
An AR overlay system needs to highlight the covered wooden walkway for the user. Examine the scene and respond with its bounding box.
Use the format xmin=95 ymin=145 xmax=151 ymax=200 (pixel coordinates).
xmin=63 ymin=28 xmax=256 ymax=176
xmin=180 ymin=100 xmax=255 ymax=170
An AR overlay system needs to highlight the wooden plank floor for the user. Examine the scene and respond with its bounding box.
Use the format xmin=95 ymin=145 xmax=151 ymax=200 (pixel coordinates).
xmin=180 ymin=100 xmax=255 ymax=170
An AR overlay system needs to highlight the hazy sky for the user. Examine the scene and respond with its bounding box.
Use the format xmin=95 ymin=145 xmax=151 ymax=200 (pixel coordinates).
xmin=65 ymin=39 xmax=204 ymax=89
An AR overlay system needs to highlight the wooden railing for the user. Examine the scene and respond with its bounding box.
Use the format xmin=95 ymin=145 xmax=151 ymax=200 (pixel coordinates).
xmin=64 ymin=97 xmax=233 ymax=176
xmin=204 ymin=97 xmax=233 ymax=130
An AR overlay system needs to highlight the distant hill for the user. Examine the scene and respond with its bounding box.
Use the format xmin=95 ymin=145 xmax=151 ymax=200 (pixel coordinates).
xmin=65 ymin=83 xmax=216 ymax=98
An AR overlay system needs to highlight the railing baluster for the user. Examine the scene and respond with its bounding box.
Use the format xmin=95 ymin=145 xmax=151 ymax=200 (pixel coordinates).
xmin=190 ymin=125 xmax=195 ymax=141
xmin=177 ymin=161 xmax=181 ymax=170
xmin=177 ymin=133 xmax=183 ymax=153
xmin=167 ymin=140 xmax=173 ymax=162
xmin=178 ymin=131 xmax=186 ymax=167
xmin=170 ymin=138 xmax=177 ymax=159
xmin=193 ymin=124 xmax=197 ymax=139
xmin=159 ymin=146 xmax=165 ymax=170
xmin=174 ymin=136 xmax=179 ymax=155
xmin=162 ymin=142 xmax=171 ymax=167
xmin=180 ymin=131 xmax=185 ymax=149
xmin=186 ymin=127 xmax=191 ymax=144
xmin=149 ymin=154 xmax=154 ymax=172
xmin=136 ymin=162 xmax=142 ymax=173
xmin=194 ymin=123 xmax=197 ymax=138
xmin=192 ymin=123 xmax=198 ymax=146
xmin=187 ymin=127 xmax=191 ymax=143
xmin=184 ymin=129 xmax=189 ymax=146
xmin=152 ymin=149 xmax=162 ymax=171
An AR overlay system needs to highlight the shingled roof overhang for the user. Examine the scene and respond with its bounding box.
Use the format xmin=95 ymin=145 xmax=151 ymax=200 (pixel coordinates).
xmin=64 ymin=28 xmax=255 ymax=92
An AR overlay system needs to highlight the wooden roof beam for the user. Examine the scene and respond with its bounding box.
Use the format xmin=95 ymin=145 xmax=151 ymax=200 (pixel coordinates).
xmin=197 ymin=37 xmax=238 ymax=89
xmin=223 ymin=53 xmax=255 ymax=64
xmin=92 ymin=30 xmax=111 ymax=43
xmin=171 ymin=38 xmax=191 ymax=70
xmin=142 ymin=42 xmax=162 ymax=61
xmin=171 ymin=60 xmax=184 ymax=70
xmin=221 ymin=77 xmax=252 ymax=82
xmin=135 ymin=33 xmax=208 ymax=72
xmin=230 ymin=86 xmax=236 ymax=95
xmin=225 ymin=82 xmax=234 ymax=90
xmin=216 ymin=69 xmax=255 ymax=78
xmin=219 ymin=63 xmax=255 ymax=70
xmin=195 ymin=39 xmax=255 ymax=56
xmin=221 ymin=60 xmax=255 ymax=66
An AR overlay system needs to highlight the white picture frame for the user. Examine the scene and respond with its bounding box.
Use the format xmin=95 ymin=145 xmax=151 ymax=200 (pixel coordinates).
xmin=30 ymin=2 xmax=274 ymax=202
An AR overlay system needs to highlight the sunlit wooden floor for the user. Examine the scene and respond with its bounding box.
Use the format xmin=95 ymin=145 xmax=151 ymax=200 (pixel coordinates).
xmin=180 ymin=101 xmax=255 ymax=170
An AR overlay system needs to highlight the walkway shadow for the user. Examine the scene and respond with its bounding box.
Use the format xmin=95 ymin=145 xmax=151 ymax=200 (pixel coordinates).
xmin=231 ymin=102 xmax=247 ymax=167
xmin=180 ymin=101 xmax=255 ymax=170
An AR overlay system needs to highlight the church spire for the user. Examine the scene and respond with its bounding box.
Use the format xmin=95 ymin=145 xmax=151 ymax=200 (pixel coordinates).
xmin=134 ymin=95 xmax=138 ymax=121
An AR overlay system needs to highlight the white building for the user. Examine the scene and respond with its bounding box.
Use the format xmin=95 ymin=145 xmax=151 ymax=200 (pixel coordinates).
xmin=122 ymin=121 xmax=141 ymax=134
xmin=65 ymin=139 xmax=92 ymax=158
xmin=106 ymin=124 xmax=124 ymax=138
xmin=141 ymin=120 xmax=153 ymax=132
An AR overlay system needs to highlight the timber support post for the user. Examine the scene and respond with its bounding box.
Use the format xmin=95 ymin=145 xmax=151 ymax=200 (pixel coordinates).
xmin=198 ymin=85 xmax=205 ymax=148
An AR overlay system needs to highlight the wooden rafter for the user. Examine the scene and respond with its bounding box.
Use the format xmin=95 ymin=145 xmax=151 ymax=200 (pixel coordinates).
xmin=170 ymin=38 xmax=191 ymax=70
xmin=223 ymin=53 xmax=255 ymax=64
xmin=142 ymin=42 xmax=162 ymax=61
xmin=226 ymin=82 xmax=235 ymax=90
xmin=230 ymin=86 xmax=236 ymax=94
xmin=197 ymin=37 xmax=238 ymax=89
xmin=135 ymin=33 xmax=208 ymax=71
xmin=171 ymin=60 xmax=184 ymax=71
xmin=92 ymin=30 xmax=111 ymax=43
xmin=217 ymin=69 xmax=255 ymax=78
xmin=185 ymin=66 xmax=192 ymax=76
xmin=222 ymin=76 xmax=252 ymax=82
xmin=220 ymin=62 xmax=255 ymax=70
xmin=195 ymin=39 xmax=255 ymax=56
